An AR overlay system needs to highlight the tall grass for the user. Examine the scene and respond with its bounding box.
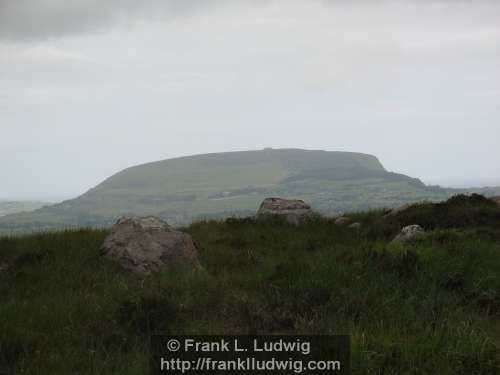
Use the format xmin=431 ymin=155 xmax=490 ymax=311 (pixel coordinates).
xmin=1 ymin=197 xmax=500 ymax=374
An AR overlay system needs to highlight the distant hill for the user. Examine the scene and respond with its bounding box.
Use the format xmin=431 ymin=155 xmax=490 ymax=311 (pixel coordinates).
xmin=0 ymin=201 xmax=49 ymax=217
xmin=1 ymin=148 xmax=499 ymax=234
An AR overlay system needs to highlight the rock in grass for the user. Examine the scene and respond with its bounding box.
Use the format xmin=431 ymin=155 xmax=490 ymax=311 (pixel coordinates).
xmin=349 ymin=222 xmax=361 ymax=229
xmin=100 ymin=216 xmax=201 ymax=276
xmin=334 ymin=216 xmax=350 ymax=225
xmin=391 ymin=224 xmax=425 ymax=243
xmin=257 ymin=197 xmax=313 ymax=225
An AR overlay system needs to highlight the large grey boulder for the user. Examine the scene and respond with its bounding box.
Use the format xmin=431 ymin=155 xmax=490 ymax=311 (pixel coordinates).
xmin=257 ymin=198 xmax=313 ymax=225
xmin=100 ymin=216 xmax=201 ymax=276
xmin=391 ymin=224 xmax=425 ymax=243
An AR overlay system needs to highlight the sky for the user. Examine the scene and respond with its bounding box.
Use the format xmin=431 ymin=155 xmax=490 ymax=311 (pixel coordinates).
xmin=1 ymin=0 xmax=499 ymax=200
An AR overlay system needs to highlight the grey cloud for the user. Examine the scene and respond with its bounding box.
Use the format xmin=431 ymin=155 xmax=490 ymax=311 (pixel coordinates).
xmin=2 ymin=0 xmax=498 ymax=41
xmin=0 ymin=0 xmax=499 ymax=198
xmin=0 ymin=0 xmax=229 ymax=41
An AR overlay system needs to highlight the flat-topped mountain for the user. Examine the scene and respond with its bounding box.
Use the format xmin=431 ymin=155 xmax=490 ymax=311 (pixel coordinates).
xmin=1 ymin=148 xmax=499 ymax=234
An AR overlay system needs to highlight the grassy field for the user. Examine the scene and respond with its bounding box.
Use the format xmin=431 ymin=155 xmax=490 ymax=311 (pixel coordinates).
xmin=1 ymin=195 xmax=500 ymax=374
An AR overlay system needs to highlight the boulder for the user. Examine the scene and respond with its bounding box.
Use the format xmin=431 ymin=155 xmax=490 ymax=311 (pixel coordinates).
xmin=100 ymin=216 xmax=201 ymax=276
xmin=391 ymin=224 xmax=425 ymax=243
xmin=334 ymin=216 xmax=350 ymax=225
xmin=257 ymin=197 xmax=313 ymax=225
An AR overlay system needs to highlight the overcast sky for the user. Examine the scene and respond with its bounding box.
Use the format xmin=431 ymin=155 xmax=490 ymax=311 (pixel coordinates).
xmin=1 ymin=0 xmax=499 ymax=200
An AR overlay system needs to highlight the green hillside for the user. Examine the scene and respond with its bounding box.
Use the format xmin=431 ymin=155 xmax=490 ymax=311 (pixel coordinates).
xmin=0 ymin=148 xmax=499 ymax=234
xmin=1 ymin=195 xmax=500 ymax=374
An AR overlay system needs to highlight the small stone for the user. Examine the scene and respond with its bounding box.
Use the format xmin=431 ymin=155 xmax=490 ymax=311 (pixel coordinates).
xmin=391 ymin=224 xmax=425 ymax=243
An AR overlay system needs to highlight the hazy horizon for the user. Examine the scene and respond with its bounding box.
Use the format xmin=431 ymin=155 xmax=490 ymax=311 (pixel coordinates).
xmin=1 ymin=0 xmax=499 ymax=200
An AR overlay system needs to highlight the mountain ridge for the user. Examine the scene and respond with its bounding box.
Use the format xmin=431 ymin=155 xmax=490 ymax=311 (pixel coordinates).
xmin=0 ymin=148 xmax=499 ymax=234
